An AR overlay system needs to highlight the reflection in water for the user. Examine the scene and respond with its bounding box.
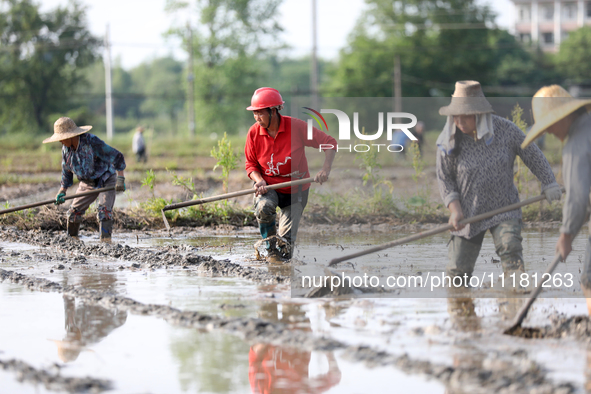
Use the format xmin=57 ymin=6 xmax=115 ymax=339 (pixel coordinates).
xmin=169 ymin=330 xmax=250 ymax=392
xmin=447 ymin=297 xmax=480 ymax=332
xmin=266 ymin=262 xmax=292 ymax=277
xmin=497 ymin=298 xmax=525 ymax=322
xmin=445 ymin=296 xmax=485 ymax=394
xmin=249 ymin=345 xmax=341 ymax=394
xmin=52 ymin=273 xmax=127 ymax=362
xmin=586 ymin=346 xmax=591 ymax=393
xmin=250 ymin=303 xmax=341 ymax=394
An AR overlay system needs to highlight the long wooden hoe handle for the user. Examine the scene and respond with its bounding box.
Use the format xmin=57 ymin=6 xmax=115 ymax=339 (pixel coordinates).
xmin=0 ymin=186 xmax=116 ymax=215
xmin=161 ymin=177 xmax=316 ymax=230
xmin=328 ymin=191 xmax=560 ymax=267
xmin=504 ymin=253 xmax=562 ymax=333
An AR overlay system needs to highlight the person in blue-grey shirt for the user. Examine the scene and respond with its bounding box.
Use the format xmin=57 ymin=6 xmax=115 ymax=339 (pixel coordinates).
xmin=522 ymin=85 xmax=591 ymax=313
xmin=43 ymin=117 xmax=126 ymax=242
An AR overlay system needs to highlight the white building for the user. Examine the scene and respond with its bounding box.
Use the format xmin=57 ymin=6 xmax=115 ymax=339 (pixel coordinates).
xmin=511 ymin=0 xmax=591 ymax=50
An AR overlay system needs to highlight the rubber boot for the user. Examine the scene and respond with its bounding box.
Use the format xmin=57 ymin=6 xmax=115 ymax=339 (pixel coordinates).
xmin=99 ymin=220 xmax=113 ymax=243
xmin=266 ymin=238 xmax=286 ymax=264
xmin=259 ymin=221 xmax=276 ymax=246
xmin=67 ymin=222 xmax=80 ymax=239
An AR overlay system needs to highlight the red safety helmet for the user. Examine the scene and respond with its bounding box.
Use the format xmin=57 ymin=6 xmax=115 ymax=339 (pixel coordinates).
xmin=246 ymin=87 xmax=285 ymax=111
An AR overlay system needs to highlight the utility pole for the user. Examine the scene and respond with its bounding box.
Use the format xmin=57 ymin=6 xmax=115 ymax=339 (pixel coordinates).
xmin=187 ymin=23 xmax=196 ymax=138
xmin=394 ymin=55 xmax=402 ymax=113
xmin=311 ymin=0 xmax=319 ymax=109
xmin=104 ymin=24 xmax=114 ymax=141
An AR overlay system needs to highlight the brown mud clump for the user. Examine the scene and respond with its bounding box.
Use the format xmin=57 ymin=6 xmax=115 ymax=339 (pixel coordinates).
xmin=505 ymin=315 xmax=591 ymax=340
xmin=0 ymin=358 xmax=111 ymax=392
xmin=0 ymin=228 xmax=289 ymax=284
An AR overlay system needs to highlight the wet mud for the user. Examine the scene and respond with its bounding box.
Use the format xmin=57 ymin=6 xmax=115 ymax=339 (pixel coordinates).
xmin=0 ymin=228 xmax=289 ymax=284
xmin=507 ymin=315 xmax=591 ymax=341
xmin=344 ymin=346 xmax=574 ymax=394
xmin=0 ymin=266 xmax=578 ymax=394
xmin=0 ymin=358 xmax=111 ymax=393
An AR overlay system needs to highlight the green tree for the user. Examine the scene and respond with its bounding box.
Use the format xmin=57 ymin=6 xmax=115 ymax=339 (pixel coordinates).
xmin=166 ymin=0 xmax=284 ymax=134
xmin=556 ymin=26 xmax=591 ymax=83
xmin=134 ymin=57 xmax=185 ymax=135
xmin=327 ymin=0 xmax=551 ymax=97
xmin=0 ymin=0 xmax=100 ymax=132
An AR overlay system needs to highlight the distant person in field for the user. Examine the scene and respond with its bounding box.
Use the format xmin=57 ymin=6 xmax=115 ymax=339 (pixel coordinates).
xmin=521 ymin=85 xmax=591 ymax=312
xmin=43 ymin=117 xmax=126 ymax=242
xmin=414 ymin=120 xmax=425 ymax=154
xmin=435 ymin=81 xmax=560 ymax=287
xmin=244 ymin=87 xmax=336 ymax=263
xmin=391 ymin=121 xmax=424 ymax=155
xmin=132 ymin=126 xmax=147 ymax=163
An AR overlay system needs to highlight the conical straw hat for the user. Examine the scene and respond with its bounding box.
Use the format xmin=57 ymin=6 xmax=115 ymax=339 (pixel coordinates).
xmin=522 ymin=85 xmax=591 ymax=149
xmin=43 ymin=117 xmax=92 ymax=144
xmin=439 ymin=81 xmax=494 ymax=116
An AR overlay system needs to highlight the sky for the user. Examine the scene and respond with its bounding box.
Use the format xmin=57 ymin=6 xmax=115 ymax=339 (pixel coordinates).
xmin=38 ymin=0 xmax=515 ymax=69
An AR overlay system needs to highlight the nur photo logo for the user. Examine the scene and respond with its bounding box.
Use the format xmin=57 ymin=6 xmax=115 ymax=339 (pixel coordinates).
xmin=304 ymin=108 xmax=418 ymax=152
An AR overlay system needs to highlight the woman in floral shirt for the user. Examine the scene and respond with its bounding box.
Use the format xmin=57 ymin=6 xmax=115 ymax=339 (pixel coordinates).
xmin=43 ymin=117 xmax=126 ymax=242
xmin=436 ymin=81 xmax=561 ymax=286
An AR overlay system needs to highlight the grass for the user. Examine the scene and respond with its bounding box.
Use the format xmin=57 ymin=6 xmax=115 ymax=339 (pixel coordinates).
xmin=0 ymin=174 xmax=56 ymax=186
xmin=0 ymin=118 xmax=567 ymax=230
xmin=0 ymin=131 xmax=246 ymax=174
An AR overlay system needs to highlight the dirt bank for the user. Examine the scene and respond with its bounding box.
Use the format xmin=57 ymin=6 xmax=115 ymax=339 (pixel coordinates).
xmin=0 ymin=358 xmax=111 ymax=393
xmin=0 ymin=228 xmax=289 ymax=284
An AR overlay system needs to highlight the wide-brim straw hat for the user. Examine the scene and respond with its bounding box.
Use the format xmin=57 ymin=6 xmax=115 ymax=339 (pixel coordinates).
xmin=439 ymin=80 xmax=494 ymax=116
xmin=43 ymin=117 xmax=92 ymax=144
xmin=521 ymin=85 xmax=591 ymax=149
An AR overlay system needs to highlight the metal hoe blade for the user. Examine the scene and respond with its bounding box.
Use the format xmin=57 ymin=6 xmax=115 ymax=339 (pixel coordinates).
xmin=504 ymin=253 xmax=562 ymax=334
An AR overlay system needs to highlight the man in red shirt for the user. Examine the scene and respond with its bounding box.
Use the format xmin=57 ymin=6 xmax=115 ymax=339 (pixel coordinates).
xmin=245 ymin=87 xmax=337 ymax=263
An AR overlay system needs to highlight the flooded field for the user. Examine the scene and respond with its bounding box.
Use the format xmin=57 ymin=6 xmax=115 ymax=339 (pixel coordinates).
xmin=0 ymin=225 xmax=589 ymax=393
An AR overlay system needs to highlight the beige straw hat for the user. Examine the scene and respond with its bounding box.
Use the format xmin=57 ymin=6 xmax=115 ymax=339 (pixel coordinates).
xmin=50 ymin=339 xmax=83 ymax=363
xmin=42 ymin=117 xmax=92 ymax=144
xmin=521 ymin=85 xmax=591 ymax=149
xmin=439 ymin=80 xmax=494 ymax=116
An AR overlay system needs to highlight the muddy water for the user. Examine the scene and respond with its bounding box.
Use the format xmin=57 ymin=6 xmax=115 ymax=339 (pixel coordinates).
xmin=293 ymin=227 xmax=588 ymax=298
xmin=0 ymin=282 xmax=445 ymax=393
xmin=1 ymin=226 xmax=589 ymax=393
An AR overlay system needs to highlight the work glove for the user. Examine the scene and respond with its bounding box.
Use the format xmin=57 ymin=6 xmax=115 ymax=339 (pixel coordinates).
xmin=543 ymin=185 xmax=562 ymax=203
xmin=54 ymin=191 xmax=66 ymax=205
xmin=115 ymin=176 xmax=126 ymax=192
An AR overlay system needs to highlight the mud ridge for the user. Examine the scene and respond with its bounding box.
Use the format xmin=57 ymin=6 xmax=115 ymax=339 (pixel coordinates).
xmin=506 ymin=314 xmax=591 ymax=340
xmin=0 ymin=228 xmax=289 ymax=284
xmin=0 ymin=358 xmax=111 ymax=393
xmin=343 ymin=346 xmax=573 ymax=394
xmin=0 ymin=268 xmax=576 ymax=393
xmin=0 ymin=269 xmax=62 ymax=292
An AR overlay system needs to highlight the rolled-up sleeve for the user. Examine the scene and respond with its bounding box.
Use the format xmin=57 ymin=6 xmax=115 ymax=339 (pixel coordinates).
xmin=512 ymin=124 xmax=558 ymax=191
xmin=436 ymin=150 xmax=460 ymax=207
xmin=561 ymin=130 xmax=591 ymax=235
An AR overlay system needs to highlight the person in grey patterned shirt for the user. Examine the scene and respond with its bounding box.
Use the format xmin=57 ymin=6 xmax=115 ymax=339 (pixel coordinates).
xmin=435 ymin=81 xmax=561 ymax=285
